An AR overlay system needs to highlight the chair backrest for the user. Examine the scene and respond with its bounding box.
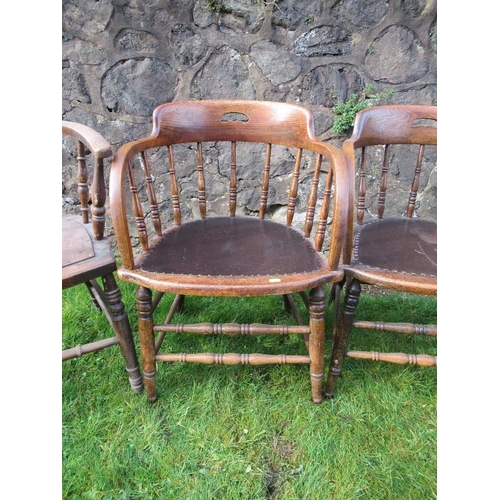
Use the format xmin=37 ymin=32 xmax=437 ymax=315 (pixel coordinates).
xmin=62 ymin=121 xmax=113 ymax=240
xmin=342 ymin=105 xmax=437 ymax=260
xmin=110 ymin=100 xmax=349 ymax=273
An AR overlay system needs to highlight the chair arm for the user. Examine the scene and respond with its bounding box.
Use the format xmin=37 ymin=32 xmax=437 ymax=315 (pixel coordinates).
xmin=62 ymin=121 xmax=112 ymax=159
xmin=109 ymin=141 xmax=146 ymax=270
xmin=313 ymin=142 xmax=350 ymax=272
xmin=341 ymin=139 xmax=357 ymax=265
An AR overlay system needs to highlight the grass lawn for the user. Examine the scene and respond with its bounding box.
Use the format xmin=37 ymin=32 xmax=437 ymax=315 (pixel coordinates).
xmin=62 ymin=281 xmax=437 ymax=499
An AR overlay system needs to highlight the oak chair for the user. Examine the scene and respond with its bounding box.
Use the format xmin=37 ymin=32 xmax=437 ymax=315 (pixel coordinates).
xmin=62 ymin=121 xmax=143 ymax=393
xmin=325 ymin=105 xmax=437 ymax=398
xmin=109 ymin=100 xmax=349 ymax=403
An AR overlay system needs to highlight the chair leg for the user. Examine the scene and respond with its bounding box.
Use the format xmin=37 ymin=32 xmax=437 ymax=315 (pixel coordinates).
xmin=325 ymin=278 xmax=361 ymax=398
xmin=101 ymin=273 xmax=143 ymax=393
xmin=85 ymin=280 xmax=103 ymax=311
xmin=136 ymin=286 xmax=157 ymax=403
xmin=308 ymin=286 xmax=325 ymax=404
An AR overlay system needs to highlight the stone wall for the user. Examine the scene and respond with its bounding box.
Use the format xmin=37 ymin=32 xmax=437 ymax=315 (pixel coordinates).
xmin=62 ymin=0 xmax=437 ymax=235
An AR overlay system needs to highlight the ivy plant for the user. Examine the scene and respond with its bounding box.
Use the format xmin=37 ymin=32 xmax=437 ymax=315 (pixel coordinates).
xmin=332 ymin=85 xmax=394 ymax=134
xmin=207 ymin=0 xmax=229 ymax=14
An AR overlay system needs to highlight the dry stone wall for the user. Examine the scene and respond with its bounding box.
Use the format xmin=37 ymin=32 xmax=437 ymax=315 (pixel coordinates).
xmin=62 ymin=0 xmax=437 ymax=235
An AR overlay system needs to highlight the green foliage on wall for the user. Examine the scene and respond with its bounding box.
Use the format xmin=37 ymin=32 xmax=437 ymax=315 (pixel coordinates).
xmin=332 ymin=85 xmax=394 ymax=134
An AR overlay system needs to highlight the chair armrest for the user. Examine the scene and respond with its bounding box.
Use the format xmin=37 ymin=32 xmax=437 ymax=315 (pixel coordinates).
xmin=313 ymin=141 xmax=350 ymax=271
xmin=62 ymin=121 xmax=112 ymax=159
xmin=341 ymin=139 xmax=357 ymax=264
xmin=109 ymin=140 xmax=152 ymax=270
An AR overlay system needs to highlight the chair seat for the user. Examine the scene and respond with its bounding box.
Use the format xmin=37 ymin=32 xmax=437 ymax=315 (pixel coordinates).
xmin=121 ymin=216 xmax=341 ymax=296
xmin=344 ymin=218 xmax=437 ymax=294
xmin=62 ymin=214 xmax=116 ymax=289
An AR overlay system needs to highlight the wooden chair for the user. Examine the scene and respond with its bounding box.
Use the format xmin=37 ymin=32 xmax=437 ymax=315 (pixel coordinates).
xmin=109 ymin=100 xmax=349 ymax=403
xmin=325 ymin=105 xmax=437 ymax=398
xmin=62 ymin=121 xmax=143 ymax=393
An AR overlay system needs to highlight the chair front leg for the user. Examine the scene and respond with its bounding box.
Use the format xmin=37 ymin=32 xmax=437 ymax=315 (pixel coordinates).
xmin=308 ymin=286 xmax=326 ymax=404
xmin=136 ymin=286 xmax=157 ymax=402
xmin=102 ymin=273 xmax=143 ymax=393
xmin=325 ymin=278 xmax=361 ymax=398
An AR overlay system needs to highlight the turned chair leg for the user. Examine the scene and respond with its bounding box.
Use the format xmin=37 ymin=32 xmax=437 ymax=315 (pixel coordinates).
xmin=102 ymin=273 xmax=143 ymax=393
xmin=308 ymin=286 xmax=326 ymax=404
xmin=137 ymin=286 xmax=158 ymax=402
xmin=325 ymin=278 xmax=361 ymax=398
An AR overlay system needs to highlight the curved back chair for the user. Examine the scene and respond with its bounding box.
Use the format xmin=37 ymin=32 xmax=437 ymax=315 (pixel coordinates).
xmin=325 ymin=105 xmax=437 ymax=398
xmin=109 ymin=100 xmax=349 ymax=403
xmin=62 ymin=121 xmax=143 ymax=393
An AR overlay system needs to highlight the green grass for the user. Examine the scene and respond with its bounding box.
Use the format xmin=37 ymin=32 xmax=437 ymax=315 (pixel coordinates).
xmin=62 ymin=282 xmax=437 ymax=499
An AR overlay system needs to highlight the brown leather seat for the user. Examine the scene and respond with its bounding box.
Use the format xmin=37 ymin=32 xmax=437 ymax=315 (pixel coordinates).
xmin=348 ymin=218 xmax=436 ymax=289
xmin=134 ymin=217 xmax=336 ymax=293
